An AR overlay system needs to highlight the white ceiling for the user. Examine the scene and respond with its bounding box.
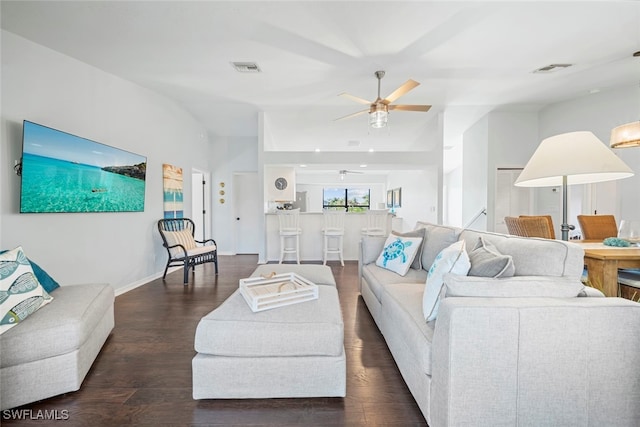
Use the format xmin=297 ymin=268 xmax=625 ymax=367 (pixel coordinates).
xmin=2 ymin=1 xmax=639 ymax=161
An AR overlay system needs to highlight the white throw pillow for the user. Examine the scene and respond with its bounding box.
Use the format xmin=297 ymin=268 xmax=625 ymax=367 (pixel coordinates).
xmin=423 ymin=240 xmax=470 ymax=321
xmin=375 ymin=235 xmax=423 ymax=276
xmin=163 ymin=229 xmax=197 ymax=257
xmin=0 ymin=247 xmax=53 ymax=335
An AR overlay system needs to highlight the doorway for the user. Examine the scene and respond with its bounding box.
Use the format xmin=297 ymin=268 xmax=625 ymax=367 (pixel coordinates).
xmin=191 ymin=170 xmax=211 ymax=242
xmin=233 ymin=172 xmax=260 ymax=254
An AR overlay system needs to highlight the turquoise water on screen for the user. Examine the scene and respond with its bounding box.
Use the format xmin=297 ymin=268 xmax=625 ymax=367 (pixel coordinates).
xmin=20 ymin=153 xmax=145 ymax=213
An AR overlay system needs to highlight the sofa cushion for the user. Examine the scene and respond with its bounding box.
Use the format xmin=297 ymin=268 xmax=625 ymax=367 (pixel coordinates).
xmin=423 ymin=240 xmax=471 ymax=321
xmin=443 ymin=274 xmax=585 ymax=298
xmin=415 ymin=222 xmax=462 ymax=271
xmin=0 ymin=283 xmax=114 ymax=368
xmin=376 ymin=234 xmax=423 ymax=276
xmin=381 ymin=282 xmax=435 ymax=375
xmin=362 ymin=264 xmax=428 ymax=302
xmin=468 ymin=236 xmax=515 ymax=278
xmin=459 ymin=229 xmax=584 ymax=278
xmin=0 ymin=247 xmax=53 ymax=335
xmin=361 ymin=236 xmax=387 ymax=265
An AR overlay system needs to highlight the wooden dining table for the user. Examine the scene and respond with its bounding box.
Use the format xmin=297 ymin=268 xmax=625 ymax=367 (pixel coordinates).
xmin=575 ymin=241 xmax=640 ymax=297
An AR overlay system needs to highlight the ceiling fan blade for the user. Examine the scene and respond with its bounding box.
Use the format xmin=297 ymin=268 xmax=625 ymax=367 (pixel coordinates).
xmin=388 ymin=104 xmax=432 ymax=112
xmin=382 ymin=79 xmax=420 ymax=104
xmin=334 ymin=109 xmax=369 ymax=121
xmin=339 ymin=92 xmax=373 ymax=105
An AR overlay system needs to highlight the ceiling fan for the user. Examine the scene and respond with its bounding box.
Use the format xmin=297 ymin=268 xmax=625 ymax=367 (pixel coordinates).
xmin=339 ymin=169 xmax=363 ymax=180
xmin=336 ymin=70 xmax=431 ymax=128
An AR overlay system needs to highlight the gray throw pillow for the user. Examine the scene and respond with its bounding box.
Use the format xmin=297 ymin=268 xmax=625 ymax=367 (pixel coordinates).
xmin=468 ymin=237 xmax=515 ymax=278
xmin=392 ymin=228 xmax=426 ymax=270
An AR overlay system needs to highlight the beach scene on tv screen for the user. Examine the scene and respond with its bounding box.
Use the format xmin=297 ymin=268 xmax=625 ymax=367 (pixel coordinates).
xmin=20 ymin=121 xmax=147 ymax=213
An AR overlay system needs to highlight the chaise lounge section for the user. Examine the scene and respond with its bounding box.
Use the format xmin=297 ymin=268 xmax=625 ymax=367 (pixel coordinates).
xmin=0 ymin=283 xmax=114 ymax=410
xmin=359 ymin=221 xmax=640 ymax=426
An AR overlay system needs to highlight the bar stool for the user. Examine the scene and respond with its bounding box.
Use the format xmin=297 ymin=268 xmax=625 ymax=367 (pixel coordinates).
xmin=322 ymin=210 xmax=345 ymax=266
xmin=277 ymin=208 xmax=301 ymax=264
xmin=361 ymin=209 xmax=388 ymax=237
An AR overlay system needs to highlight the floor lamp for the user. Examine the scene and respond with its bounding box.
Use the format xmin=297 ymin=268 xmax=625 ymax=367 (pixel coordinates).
xmin=515 ymin=131 xmax=634 ymax=241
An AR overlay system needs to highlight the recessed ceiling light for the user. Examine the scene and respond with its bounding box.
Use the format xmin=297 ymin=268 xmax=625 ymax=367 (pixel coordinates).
xmin=299 ymin=164 xmax=307 ymax=167
xmin=368 ymin=148 xmax=374 ymax=153
xmin=315 ymin=148 xmax=320 ymax=152
xmin=360 ymin=164 xmax=367 ymax=168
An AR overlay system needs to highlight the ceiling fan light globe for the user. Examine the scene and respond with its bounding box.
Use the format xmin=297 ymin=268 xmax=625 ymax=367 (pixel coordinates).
xmin=369 ymin=111 xmax=388 ymax=128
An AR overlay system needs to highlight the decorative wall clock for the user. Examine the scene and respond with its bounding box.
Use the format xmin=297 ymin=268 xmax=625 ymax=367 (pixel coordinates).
xmin=274 ymin=177 xmax=288 ymax=190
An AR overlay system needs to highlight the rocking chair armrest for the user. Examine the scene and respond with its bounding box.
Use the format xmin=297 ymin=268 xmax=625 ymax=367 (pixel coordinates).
xmin=195 ymin=238 xmax=217 ymax=247
xmin=166 ymin=243 xmax=189 ymax=257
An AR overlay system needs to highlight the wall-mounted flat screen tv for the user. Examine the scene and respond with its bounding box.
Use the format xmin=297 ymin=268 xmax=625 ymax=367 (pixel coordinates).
xmin=20 ymin=120 xmax=147 ymax=213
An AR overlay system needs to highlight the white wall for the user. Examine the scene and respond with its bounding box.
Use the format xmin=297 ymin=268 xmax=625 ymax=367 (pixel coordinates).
xmin=387 ymin=168 xmax=438 ymax=230
xmin=461 ymin=115 xmax=489 ymax=229
xmin=486 ymin=111 xmax=540 ymax=231
xmin=539 ymin=84 xmax=640 ymax=225
xmin=1 ymin=31 xmax=211 ymax=293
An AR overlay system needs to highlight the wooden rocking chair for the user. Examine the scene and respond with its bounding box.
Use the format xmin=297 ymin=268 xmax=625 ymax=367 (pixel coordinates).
xmin=157 ymin=218 xmax=218 ymax=284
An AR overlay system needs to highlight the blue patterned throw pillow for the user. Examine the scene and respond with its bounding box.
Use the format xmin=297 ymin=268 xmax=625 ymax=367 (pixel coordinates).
xmin=0 ymin=247 xmax=53 ymax=335
xmin=375 ymin=235 xmax=423 ymax=276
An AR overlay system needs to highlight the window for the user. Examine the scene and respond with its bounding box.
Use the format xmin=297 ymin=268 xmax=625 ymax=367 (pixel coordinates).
xmin=323 ymin=188 xmax=370 ymax=212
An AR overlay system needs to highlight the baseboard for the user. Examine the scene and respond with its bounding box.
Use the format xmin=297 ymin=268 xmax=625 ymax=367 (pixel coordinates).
xmin=114 ymin=267 xmax=181 ymax=296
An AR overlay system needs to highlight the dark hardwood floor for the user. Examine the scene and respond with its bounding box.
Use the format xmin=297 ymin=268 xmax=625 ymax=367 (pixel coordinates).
xmin=3 ymin=256 xmax=427 ymax=426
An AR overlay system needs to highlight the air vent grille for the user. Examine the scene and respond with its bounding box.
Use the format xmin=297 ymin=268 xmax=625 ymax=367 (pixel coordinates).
xmin=231 ymin=62 xmax=261 ymax=73
xmin=532 ymin=63 xmax=573 ymax=73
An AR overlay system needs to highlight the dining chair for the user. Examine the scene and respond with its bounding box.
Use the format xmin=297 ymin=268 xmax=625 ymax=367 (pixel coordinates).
xmin=504 ymin=216 xmax=555 ymax=239
xmin=519 ymin=215 xmax=556 ymax=239
xmin=577 ymin=214 xmax=618 ymax=240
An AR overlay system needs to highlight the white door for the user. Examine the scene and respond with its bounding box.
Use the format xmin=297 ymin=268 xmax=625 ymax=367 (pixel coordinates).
xmin=234 ymin=172 xmax=260 ymax=254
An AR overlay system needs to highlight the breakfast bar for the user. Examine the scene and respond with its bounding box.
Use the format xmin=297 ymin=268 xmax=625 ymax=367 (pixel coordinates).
xmin=264 ymin=211 xmax=398 ymax=262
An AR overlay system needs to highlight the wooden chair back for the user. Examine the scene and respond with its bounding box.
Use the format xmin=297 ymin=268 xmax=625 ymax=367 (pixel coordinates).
xmin=504 ymin=216 xmax=555 ymax=239
xmin=519 ymin=215 xmax=556 ymax=239
xmin=577 ymin=215 xmax=618 ymax=240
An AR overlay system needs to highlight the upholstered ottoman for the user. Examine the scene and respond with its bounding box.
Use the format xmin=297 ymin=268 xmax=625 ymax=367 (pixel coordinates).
xmin=192 ymin=264 xmax=345 ymax=399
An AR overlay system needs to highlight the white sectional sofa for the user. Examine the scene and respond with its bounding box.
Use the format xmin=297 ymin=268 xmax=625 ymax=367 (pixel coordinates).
xmin=358 ymin=221 xmax=640 ymax=427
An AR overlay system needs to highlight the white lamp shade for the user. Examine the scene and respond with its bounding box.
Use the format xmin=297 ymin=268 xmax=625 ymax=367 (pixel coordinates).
xmin=515 ymin=131 xmax=634 ymax=187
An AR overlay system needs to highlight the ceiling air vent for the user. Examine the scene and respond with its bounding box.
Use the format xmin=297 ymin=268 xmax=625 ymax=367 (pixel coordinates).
xmin=532 ymin=63 xmax=573 ymax=74
xmin=231 ymin=62 xmax=261 ymax=73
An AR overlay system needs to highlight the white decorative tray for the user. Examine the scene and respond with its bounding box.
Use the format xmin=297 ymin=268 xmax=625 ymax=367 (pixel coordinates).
xmin=239 ymin=272 xmax=318 ymax=312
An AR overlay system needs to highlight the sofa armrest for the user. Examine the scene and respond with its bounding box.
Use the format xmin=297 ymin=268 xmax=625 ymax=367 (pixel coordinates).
xmin=358 ymin=236 xmax=387 ymax=291
xmin=430 ymin=296 xmax=640 ymax=426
